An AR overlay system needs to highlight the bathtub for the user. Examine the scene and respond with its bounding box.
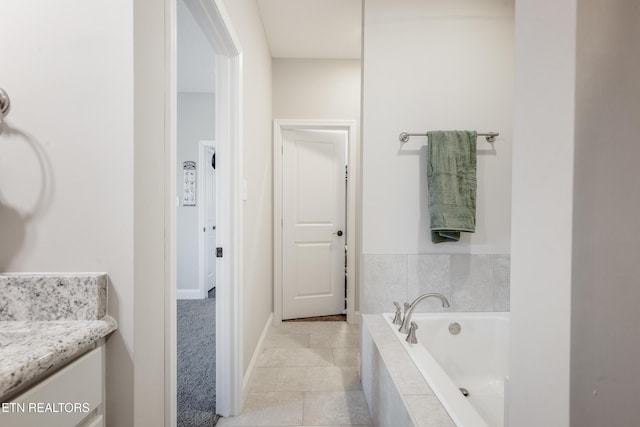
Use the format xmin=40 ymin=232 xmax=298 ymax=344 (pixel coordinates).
xmin=383 ymin=312 xmax=509 ymax=427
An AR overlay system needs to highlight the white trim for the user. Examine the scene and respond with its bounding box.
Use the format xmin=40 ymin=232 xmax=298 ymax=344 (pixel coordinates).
xmin=241 ymin=312 xmax=273 ymax=403
xmin=353 ymin=311 xmax=361 ymax=325
xmin=176 ymin=289 xmax=202 ymax=300
xmin=198 ymin=140 xmax=216 ymax=300
xmin=213 ymin=52 xmax=232 ymax=416
xmin=165 ymin=0 xmax=178 ymax=425
xmin=167 ymin=0 xmax=244 ymax=421
xmin=346 ymin=120 xmax=358 ymax=325
xmin=232 ymin=51 xmax=245 ymax=414
xmin=273 ymin=119 xmax=358 ymax=325
xmin=273 ymin=123 xmax=283 ymax=326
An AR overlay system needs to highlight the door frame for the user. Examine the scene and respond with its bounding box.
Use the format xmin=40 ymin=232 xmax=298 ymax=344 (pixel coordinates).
xmin=167 ymin=0 xmax=243 ymax=421
xmin=273 ymin=119 xmax=358 ymax=325
xmin=198 ymin=140 xmax=216 ymax=299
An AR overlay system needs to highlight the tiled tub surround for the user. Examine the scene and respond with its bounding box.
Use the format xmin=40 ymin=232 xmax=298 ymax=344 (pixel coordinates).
xmin=360 ymin=254 xmax=510 ymax=314
xmin=361 ymin=315 xmax=455 ymax=427
xmin=0 ymin=273 xmax=117 ymax=400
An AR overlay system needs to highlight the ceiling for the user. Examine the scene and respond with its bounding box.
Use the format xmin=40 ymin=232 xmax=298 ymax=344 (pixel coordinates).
xmin=257 ymin=0 xmax=362 ymax=59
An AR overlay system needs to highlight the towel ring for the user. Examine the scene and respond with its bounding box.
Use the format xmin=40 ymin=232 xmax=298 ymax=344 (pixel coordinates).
xmin=0 ymin=88 xmax=10 ymax=135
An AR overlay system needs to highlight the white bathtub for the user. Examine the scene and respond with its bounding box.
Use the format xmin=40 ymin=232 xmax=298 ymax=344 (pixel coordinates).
xmin=383 ymin=312 xmax=509 ymax=427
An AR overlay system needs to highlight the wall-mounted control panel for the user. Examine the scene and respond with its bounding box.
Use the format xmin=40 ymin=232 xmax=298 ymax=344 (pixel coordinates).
xmin=183 ymin=161 xmax=196 ymax=206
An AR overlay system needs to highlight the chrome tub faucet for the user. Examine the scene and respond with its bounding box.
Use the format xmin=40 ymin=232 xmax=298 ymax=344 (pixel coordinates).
xmin=406 ymin=322 xmax=419 ymax=344
xmin=392 ymin=301 xmax=403 ymax=325
xmin=399 ymin=293 xmax=450 ymax=334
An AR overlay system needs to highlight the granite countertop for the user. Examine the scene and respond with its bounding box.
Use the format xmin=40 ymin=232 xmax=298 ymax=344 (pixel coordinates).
xmin=0 ymin=317 xmax=117 ymax=399
xmin=0 ymin=273 xmax=118 ymax=400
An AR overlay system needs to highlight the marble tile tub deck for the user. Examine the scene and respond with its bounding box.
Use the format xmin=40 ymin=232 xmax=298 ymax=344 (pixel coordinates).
xmin=217 ymin=321 xmax=372 ymax=427
xmin=0 ymin=273 xmax=117 ymax=400
xmin=361 ymin=315 xmax=456 ymax=427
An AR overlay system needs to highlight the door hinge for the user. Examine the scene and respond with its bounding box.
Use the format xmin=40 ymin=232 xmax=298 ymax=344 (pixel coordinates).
xmin=216 ymin=247 xmax=223 ymax=258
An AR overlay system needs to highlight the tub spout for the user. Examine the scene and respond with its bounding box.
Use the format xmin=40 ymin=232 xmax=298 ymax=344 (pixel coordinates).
xmin=399 ymin=293 xmax=450 ymax=334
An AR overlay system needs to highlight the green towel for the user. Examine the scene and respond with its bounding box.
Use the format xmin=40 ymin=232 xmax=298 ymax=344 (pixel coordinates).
xmin=427 ymin=131 xmax=477 ymax=243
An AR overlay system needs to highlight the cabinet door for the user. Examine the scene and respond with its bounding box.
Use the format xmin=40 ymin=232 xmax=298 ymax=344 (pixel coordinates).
xmin=0 ymin=347 xmax=103 ymax=427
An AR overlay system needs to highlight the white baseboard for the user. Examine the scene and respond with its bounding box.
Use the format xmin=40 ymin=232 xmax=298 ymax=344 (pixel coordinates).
xmin=348 ymin=311 xmax=362 ymax=325
xmin=241 ymin=312 xmax=273 ymax=405
xmin=176 ymin=289 xmax=201 ymax=300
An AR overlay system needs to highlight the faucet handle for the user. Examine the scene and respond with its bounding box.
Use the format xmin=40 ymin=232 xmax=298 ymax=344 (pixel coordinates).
xmin=404 ymin=301 xmax=410 ymax=314
xmin=392 ymin=301 xmax=403 ymax=325
xmin=406 ymin=321 xmax=419 ymax=344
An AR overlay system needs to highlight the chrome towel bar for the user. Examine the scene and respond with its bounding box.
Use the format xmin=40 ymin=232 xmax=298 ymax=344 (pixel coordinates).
xmin=399 ymin=131 xmax=499 ymax=143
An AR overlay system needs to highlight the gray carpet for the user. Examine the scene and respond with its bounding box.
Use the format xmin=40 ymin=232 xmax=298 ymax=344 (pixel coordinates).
xmin=177 ymin=298 xmax=218 ymax=427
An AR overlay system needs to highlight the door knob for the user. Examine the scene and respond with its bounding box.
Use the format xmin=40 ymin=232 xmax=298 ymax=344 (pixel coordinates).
xmin=333 ymin=230 xmax=343 ymax=236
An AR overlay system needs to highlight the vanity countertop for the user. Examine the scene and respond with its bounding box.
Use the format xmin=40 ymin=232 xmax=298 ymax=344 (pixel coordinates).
xmin=0 ymin=273 xmax=117 ymax=400
xmin=0 ymin=317 xmax=117 ymax=399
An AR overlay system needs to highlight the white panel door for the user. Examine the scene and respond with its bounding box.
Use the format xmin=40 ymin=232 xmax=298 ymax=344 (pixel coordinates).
xmin=282 ymin=129 xmax=347 ymax=319
xmin=205 ymin=146 xmax=216 ymax=292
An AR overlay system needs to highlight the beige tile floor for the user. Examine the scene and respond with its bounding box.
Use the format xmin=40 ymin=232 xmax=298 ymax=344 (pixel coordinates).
xmin=217 ymin=321 xmax=372 ymax=427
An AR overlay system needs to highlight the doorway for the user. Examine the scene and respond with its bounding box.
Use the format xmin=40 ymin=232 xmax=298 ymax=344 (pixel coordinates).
xmin=273 ymin=120 xmax=358 ymax=324
xmin=175 ymin=0 xmax=218 ymax=425
xmin=281 ymin=128 xmax=347 ymax=319
xmin=171 ymin=0 xmax=243 ymax=424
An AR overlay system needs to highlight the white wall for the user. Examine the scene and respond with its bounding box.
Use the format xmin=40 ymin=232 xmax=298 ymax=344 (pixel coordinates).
xmin=509 ymin=0 xmax=576 ymax=425
xmin=359 ymin=0 xmax=514 ymax=316
xmin=133 ymin=0 xmax=167 ymax=424
xmin=176 ymin=93 xmax=215 ymax=294
xmin=273 ymin=59 xmax=361 ymax=122
xmin=571 ymin=0 xmax=640 ymax=424
xmin=361 ymin=0 xmax=514 ymax=256
xmin=223 ymin=0 xmax=274 ymax=375
xmin=0 ymin=1 xmax=134 ymax=425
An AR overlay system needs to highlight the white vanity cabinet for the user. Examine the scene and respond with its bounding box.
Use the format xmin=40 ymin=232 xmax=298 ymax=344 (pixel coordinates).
xmin=0 ymin=346 xmax=105 ymax=427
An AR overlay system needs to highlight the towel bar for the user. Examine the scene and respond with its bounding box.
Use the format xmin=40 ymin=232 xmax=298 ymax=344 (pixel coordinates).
xmin=399 ymin=131 xmax=499 ymax=143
